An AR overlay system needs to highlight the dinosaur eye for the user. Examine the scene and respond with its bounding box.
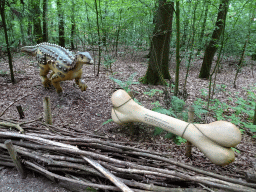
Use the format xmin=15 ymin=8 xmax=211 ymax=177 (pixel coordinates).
xmin=80 ymin=55 xmax=84 ymax=59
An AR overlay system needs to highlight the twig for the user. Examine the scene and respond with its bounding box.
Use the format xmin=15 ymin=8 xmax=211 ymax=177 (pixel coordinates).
xmin=19 ymin=117 xmax=43 ymax=126
xmin=0 ymin=122 xmax=24 ymax=133
xmin=81 ymin=156 xmax=134 ymax=192
xmin=0 ymin=94 xmax=32 ymax=117
xmin=4 ymin=140 xmax=26 ymax=179
xmin=23 ymin=160 xmax=120 ymax=191
xmin=198 ymin=183 xmax=215 ymax=192
xmin=0 ymin=117 xmax=43 ymax=134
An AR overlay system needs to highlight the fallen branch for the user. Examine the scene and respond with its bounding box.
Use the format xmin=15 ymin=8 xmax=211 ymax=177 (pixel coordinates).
xmin=81 ymin=156 xmax=133 ymax=192
xmin=0 ymin=121 xmax=24 ymax=133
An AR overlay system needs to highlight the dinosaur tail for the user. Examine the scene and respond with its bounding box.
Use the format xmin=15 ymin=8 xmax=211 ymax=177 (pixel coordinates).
xmin=21 ymin=46 xmax=37 ymax=56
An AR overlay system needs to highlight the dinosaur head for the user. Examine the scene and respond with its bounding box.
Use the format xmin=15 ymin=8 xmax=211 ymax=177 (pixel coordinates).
xmin=75 ymin=52 xmax=93 ymax=65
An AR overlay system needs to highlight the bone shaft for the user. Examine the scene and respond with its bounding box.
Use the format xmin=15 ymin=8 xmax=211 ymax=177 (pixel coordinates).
xmin=136 ymin=107 xmax=188 ymax=137
xmin=113 ymin=100 xmax=189 ymax=137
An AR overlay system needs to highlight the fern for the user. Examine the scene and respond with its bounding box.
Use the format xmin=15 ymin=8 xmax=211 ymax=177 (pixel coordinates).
xmin=192 ymin=104 xmax=208 ymax=120
xmin=171 ymin=96 xmax=185 ymax=112
xmin=109 ymin=72 xmax=139 ymax=92
xmin=144 ymin=89 xmax=163 ymax=97
xmin=152 ymin=107 xmax=176 ymax=118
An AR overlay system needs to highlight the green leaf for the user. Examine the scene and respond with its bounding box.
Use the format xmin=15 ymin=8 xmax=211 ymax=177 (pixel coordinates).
xmin=244 ymin=124 xmax=256 ymax=132
xmin=102 ymin=119 xmax=113 ymax=125
xmin=153 ymin=127 xmax=164 ymax=135
xmin=152 ymin=107 xmax=172 ymax=115
xmin=164 ymin=132 xmax=175 ymax=139
xmin=231 ymin=147 xmax=240 ymax=154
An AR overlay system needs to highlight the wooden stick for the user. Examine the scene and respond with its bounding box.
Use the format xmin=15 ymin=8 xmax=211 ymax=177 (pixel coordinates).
xmin=4 ymin=140 xmax=26 ymax=179
xmin=43 ymin=96 xmax=52 ymax=125
xmin=23 ymin=160 xmax=120 ymax=191
xmin=81 ymin=156 xmax=134 ymax=192
xmin=0 ymin=121 xmax=24 ymax=133
xmin=16 ymin=105 xmax=25 ymax=119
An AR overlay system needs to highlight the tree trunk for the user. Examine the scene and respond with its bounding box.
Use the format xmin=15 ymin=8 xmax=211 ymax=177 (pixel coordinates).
xmin=32 ymin=0 xmax=43 ymax=44
xmin=57 ymin=0 xmax=65 ymax=47
xmin=199 ymin=0 xmax=229 ymax=79
xmin=95 ymin=0 xmax=101 ymax=76
xmin=0 ymin=0 xmax=15 ymax=83
xmin=141 ymin=0 xmax=174 ymax=85
xmin=196 ymin=1 xmax=209 ymax=55
xmin=42 ymin=0 xmax=48 ymax=42
xmin=183 ymin=0 xmax=199 ymax=91
xmin=253 ymin=104 xmax=256 ymax=125
xmin=174 ymin=0 xmax=180 ymax=96
xmin=85 ymin=2 xmax=93 ymax=46
xmin=115 ymin=9 xmax=122 ymax=56
xmin=71 ymin=0 xmax=75 ymax=50
xmin=180 ymin=0 xmax=191 ymax=49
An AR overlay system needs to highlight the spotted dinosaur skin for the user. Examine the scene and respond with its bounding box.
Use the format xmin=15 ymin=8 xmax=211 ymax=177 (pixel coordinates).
xmin=21 ymin=42 xmax=93 ymax=93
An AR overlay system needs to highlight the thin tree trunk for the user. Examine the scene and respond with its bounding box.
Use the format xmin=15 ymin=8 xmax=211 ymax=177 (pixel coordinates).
xmin=199 ymin=0 xmax=229 ymax=79
xmin=85 ymin=2 xmax=93 ymax=46
xmin=95 ymin=0 xmax=101 ymax=76
xmin=32 ymin=0 xmax=43 ymax=43
xmin=42 ymin=0 xmax=48 ymax=42
xmin=183 ymin=0 xmax=199 ymax=91
xmin=0 ymin=0 xmax=15 ymax=83
xmin=174 ymin=0 xmax=180 ymax=96
xmin=233 ymin=34 xmax=249 ymax=88
xmin=57 ymin=0 xmax=65 ymax=47
xmin=115 ymin=9 xmax=122 ymax=57
xmin=253 ymin=104 xmax=256 ymax=125
xmin=71 ymin=0 xmax=75 ymax=50
xmin=180 ymin=0 xmax=191 ymax=49
xmin=196 ymin=1 xmax=209 ymax=55
xmin=233 ymin=7 xmax=254 ymax=88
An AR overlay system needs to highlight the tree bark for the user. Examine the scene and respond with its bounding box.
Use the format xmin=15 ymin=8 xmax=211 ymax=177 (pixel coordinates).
xmin=141 ymin=0 xmax=174 ymax=85
xmin=57 ymin=0 xmax=65 ymax=47
xmin=196 ymin=1 xmax=209 ymax=55
xmin=42 ymin=0 xmax=48 ymax=42
xmin=95 ymin=0 xmax=102 ymax=76
xmin=199 ymin=0 xmax=229 ymax=79
xmin=32 ymin=0 xmax=43 ymax=43
xmin=0 ymin=0 xmax=15 ymax=83
xmin=71 ymin=0 xmax=75 ymax=50
xmin=174 ymin=0 xmax=180 ymax=96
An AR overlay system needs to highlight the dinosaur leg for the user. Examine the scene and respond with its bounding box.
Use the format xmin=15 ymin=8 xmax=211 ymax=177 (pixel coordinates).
xmin=75 ymin=70 xmax=87 ymax=92
xmin=51 ymin=74 xmax=63 ymax=93
xmin=39 ymin=65 xmax=51 ymax=88
xmin=49 ymin=71 xmax=55 ymax=79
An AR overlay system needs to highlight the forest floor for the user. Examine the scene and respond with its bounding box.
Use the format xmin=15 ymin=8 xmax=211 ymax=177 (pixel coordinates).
xmin=0 ymin=49 xmax=256 ymax=191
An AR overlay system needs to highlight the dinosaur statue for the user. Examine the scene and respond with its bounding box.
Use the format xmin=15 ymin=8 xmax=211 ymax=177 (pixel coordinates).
xmin=21 ymin=42 xmax=93 ymax=93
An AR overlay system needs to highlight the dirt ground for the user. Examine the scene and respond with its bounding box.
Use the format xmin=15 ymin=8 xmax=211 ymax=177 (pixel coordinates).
xmin=0 ymin=49 xmax=256 ymax=191
xmin=0 ymin=167 xmax=71 ymax=192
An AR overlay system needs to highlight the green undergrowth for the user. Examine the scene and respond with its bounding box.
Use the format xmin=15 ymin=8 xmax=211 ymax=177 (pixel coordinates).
xmin=196 ymin=85 xmax=256 ymax=136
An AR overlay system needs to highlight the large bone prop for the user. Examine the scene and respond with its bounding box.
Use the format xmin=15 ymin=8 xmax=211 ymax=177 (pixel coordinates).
xmin=111 ymin=89 xmax=241 ymax=166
